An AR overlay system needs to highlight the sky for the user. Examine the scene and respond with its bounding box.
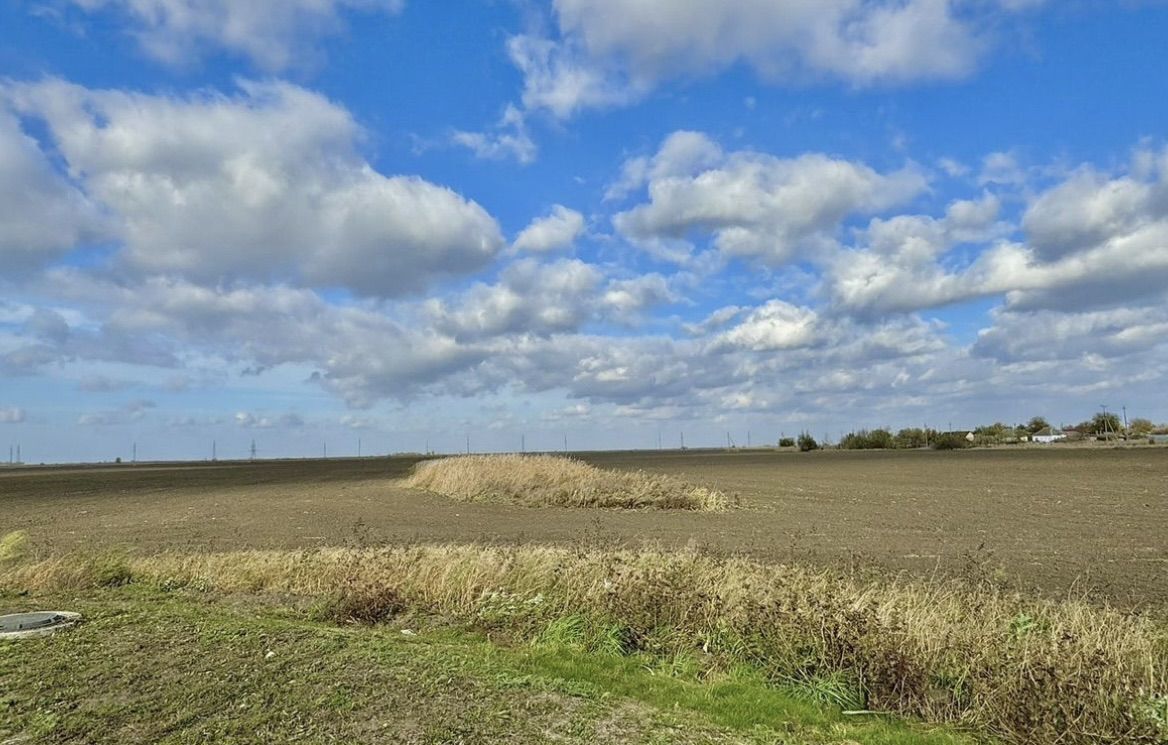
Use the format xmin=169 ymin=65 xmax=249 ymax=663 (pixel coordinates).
xmin=2 ymin=0 xmax=1168 ymax=463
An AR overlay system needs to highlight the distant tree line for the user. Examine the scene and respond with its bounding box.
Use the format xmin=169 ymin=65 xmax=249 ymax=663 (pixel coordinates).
xmin=781 ymin=413 xmax=1168 ymax=452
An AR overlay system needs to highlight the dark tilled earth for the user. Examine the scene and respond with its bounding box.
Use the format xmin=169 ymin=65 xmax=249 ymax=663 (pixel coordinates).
xmin=2 ymin=448 xmax=1166 ymax=607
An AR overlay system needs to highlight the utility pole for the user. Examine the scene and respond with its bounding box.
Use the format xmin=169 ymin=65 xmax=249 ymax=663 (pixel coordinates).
xmin=466 ymin=434 xmax=470 ymax=455
xmin=250 ymin=439 xmax=257 ymax=461
xmin=1122 ymin=406 xmax=1129 ymax=435
xmin=680 ymin=431 xmax=685 ymax=450
xmin=16 ymin=444 xmax=19 ymax=464
xmin=212 ymin=440 xmax=216 ymax=462
xmin=132 ymin=442 xmax=137 ymax=463
xmin=747 ymin=430 xmax=751 ymax=448
xmin=563 ymin=434 xmax=568 ymax=453
xmin=521 ymin=434 xmax=525 ymax=454
xmin=358 ymin=438 xmax=362 ymax=458
xmin=323 ymin=442 xmax=327 ymax=459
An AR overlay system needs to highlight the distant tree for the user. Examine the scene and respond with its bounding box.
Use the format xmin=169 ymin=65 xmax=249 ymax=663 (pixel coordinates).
xmin=778 ymin=437 xmax=796 ymax=448
xmin=797 ymin=432 xmax=819 ymax=452
xmin=839 ymin=429 xmax=895 ymax=449
xmin=932 ymin=433 xmax=970 ymax=450
xmin=1090 ymin=412 xmax=1123 ymax=436
xmin=1026 ymin=416 xmax=1051 ymax=434
xmin=974 ymin=422 xmax=1012 ymax=443
xmin=895 ymin=427 xmax=928 ymax=449
xmin=839 ymin=431 xmax=863 ymax=450
xmin=1129 ymin=418 xmax=1155 ymax=436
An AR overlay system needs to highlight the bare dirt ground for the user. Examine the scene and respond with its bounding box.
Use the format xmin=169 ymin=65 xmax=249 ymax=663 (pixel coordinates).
xmin=2 ymin=448 xmax=1165 ymax=607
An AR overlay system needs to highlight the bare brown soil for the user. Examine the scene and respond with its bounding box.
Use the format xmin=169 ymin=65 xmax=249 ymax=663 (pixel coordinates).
xmin=3 ymin=448 xmax=1165 ymax=606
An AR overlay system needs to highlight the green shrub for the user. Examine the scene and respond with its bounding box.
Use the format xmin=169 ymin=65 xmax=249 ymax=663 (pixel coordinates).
xmin=932 ymin=433 xmax=971 ymax=450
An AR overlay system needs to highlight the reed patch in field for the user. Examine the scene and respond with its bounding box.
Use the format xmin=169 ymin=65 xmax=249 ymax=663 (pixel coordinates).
xmin=401 ymin=455 xmax=736 ymax=511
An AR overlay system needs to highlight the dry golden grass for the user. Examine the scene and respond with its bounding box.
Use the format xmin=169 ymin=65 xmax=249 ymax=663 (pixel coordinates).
xmin=5 ymin=540 xmax=1165 ymax=744
xmin=401 ymin=455 xmax=736 ymax=511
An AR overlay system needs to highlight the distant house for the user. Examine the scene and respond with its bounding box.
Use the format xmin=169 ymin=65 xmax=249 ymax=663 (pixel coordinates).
xmin=1031 ymin=427 xmax=1066 ymax=444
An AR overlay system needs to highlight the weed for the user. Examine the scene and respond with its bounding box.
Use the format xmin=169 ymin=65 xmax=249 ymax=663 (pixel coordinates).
xmin=535 ymin=614 xmax=589 ymax=650
xmin=781 ymin=671 xmax=866 ymax=711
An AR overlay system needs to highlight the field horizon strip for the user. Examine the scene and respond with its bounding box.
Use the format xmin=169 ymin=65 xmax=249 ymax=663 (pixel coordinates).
xmin=3 ymin=535 xmax=1165 ymax=744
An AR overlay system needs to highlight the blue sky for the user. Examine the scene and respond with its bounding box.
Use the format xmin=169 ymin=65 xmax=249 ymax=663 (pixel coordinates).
xmin=2 ymin=0 xmax=1168 ymax=463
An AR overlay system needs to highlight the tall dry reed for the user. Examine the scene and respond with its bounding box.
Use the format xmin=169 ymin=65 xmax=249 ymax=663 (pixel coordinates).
xmin=402 ymin=455 xmax=735 ymax=511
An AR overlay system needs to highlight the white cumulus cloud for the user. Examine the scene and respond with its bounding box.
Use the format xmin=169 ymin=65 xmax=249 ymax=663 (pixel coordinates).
xmin=70 ymin=0 xmax=405 ymax=70
xmin=0 ymin=109 xmax=107 ymax=270
xmin=614 ymin=131 xmax=928 ymax=265
xmin=824 ymin=147 xmax=1168 ymax=315
xmin=512 ymin=205 xmax=586 ymax=253
xmin=510 ymin=0 xmax=1042 ymax=118
xmin=4 ymin=79 xmax=504 ymax=297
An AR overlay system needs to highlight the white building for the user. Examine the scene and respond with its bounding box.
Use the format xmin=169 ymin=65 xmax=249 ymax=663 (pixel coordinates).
xmin=1031 ymin=427 xmax=1066 ymax=444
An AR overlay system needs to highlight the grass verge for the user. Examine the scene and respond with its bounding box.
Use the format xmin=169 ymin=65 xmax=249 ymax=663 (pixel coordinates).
xmin=0 ymin=585 xmax=978 ymax=744
xmin=3 ymin=542 xmax=1165 ymax=743
xmin=401 ymin=454 xmax=736 ymax=510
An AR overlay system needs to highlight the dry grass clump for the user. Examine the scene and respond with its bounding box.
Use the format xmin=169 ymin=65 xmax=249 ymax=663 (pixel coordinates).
xmin=0 ymin=530 xmax=28 ymax=567
xmin=312 ymin=580 xmax=406 ymax=626
xmin=6 ymin=543 xmax=1165 ymax=744
xmin=402 ymin=455 xmax=735 ymax=511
